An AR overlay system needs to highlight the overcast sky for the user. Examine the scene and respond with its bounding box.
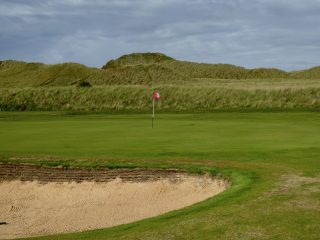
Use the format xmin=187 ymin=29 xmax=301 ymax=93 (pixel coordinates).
xmin=0 ymin=0 xmax=319 ymax=70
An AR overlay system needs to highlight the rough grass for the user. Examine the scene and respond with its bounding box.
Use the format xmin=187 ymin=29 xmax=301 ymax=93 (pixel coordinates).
xmin=0 ymin=112 xmax=319 ymax=240
xmin=1 ymin=85 xmax=320 ymax=111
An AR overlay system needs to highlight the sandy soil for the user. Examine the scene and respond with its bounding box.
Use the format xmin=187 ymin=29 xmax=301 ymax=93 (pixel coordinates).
xmin=0 ymin=164 xmax=228 ymax=239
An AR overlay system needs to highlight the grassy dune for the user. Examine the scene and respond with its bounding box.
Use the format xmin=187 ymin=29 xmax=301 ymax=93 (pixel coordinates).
xmin=1 ymin=53 xmax=319 ymax=112
xmin=1 ymin=53 xmax=320 ymax=88
xmin=0 ymin=112 xmax=319 ymax=239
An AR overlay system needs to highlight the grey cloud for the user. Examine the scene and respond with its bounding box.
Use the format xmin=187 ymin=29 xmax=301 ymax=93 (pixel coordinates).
xmin=0 ymin=0 xmax=319 ymax=70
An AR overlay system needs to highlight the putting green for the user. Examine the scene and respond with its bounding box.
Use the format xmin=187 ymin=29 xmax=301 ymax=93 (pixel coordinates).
xmin=0 ymin=112 xmax=319 ymax=239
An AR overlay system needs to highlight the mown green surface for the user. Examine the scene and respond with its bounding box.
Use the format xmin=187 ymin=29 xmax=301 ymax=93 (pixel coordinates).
xmin=0 ymin=112 xmax=319 ymax=239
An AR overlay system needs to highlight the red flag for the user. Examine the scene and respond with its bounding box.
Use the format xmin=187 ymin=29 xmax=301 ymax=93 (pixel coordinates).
xmin=153 ymin=91 xmax=160 ymax=100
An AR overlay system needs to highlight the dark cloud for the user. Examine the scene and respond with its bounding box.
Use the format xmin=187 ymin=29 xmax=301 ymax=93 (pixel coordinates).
xmin=0 ymin=0 xmax=319 ymax=70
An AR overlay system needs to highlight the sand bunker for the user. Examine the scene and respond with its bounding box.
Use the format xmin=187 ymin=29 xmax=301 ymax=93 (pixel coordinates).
xmin=0 ymin=164 xmax=228 ymax=239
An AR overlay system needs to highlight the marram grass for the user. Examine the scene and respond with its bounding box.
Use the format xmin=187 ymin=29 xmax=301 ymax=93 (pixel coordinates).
xmin=1 ymin=85 xmax=320 ymax=112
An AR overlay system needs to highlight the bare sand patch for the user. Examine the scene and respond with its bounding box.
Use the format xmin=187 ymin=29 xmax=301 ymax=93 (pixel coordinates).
xmin=267 ymin=174 xmax=320 ymax=196
xmin=0 ymin=164 xmax=228 ymax=239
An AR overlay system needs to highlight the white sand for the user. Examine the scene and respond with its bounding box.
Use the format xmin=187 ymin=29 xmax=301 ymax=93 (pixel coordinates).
xmin=0 ymin=175 xmax=228 ymax=239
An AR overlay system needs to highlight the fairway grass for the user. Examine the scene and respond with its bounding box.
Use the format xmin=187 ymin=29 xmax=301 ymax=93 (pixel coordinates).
xmin=0 ymin=112 xmax=319 ymax=239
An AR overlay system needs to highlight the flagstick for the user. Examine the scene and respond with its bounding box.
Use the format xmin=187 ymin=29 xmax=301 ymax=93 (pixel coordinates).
xmin=152 ymin=98 xmax=154 ymax=128
xmin=151 ymin=70 xmax=154 ymax=129
xmin=151 ymin=71 xmax=153 ymax=129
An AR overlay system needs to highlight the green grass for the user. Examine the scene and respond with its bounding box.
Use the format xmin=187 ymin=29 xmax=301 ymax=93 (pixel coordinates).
xmin=0 ymin=111 xmax=319 ymax=239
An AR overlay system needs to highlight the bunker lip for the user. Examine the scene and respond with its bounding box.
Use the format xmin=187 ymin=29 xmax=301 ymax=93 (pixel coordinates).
xmin=0 ymin=162 xmax=192 ymax=183
xmin=0 ymin=163 xmax=229 ymax=239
